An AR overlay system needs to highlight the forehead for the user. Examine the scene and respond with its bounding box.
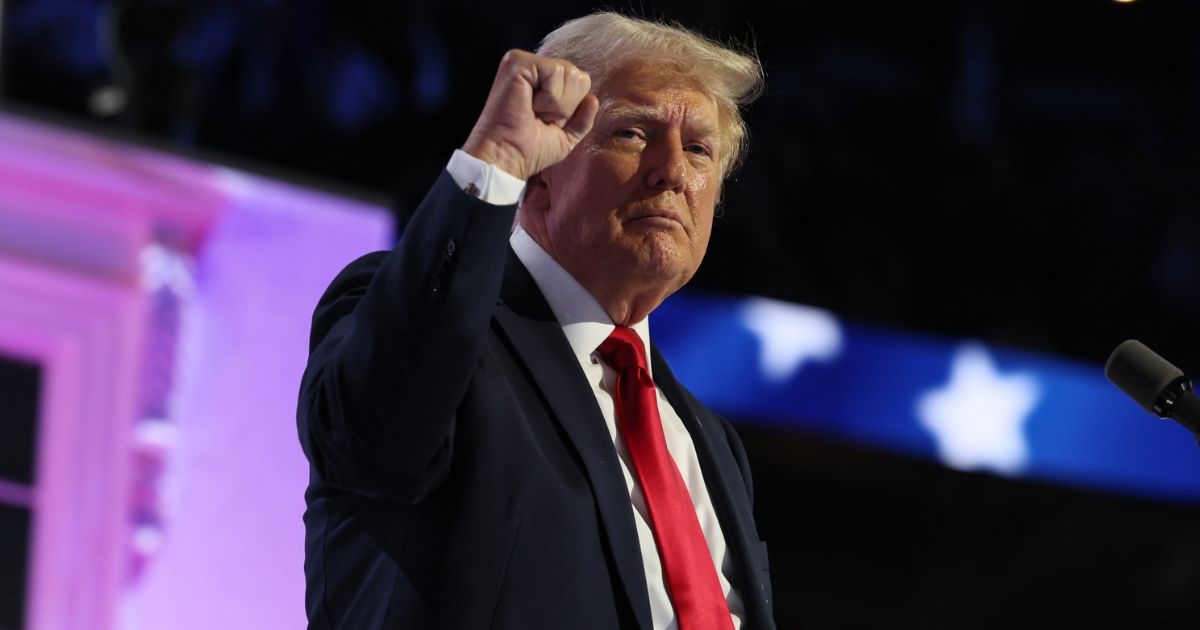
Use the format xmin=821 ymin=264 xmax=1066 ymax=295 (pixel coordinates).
xmin=597 ymin=63 xmax=719 ymax=127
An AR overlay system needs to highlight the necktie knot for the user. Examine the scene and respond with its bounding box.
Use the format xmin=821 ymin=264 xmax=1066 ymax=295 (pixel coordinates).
xmin=596 ymin=326 xmax=648 ymax=372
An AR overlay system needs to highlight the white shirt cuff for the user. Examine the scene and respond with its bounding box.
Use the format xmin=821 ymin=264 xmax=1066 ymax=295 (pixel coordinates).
xmin=446 ymin=149 xmax=527 ymax=206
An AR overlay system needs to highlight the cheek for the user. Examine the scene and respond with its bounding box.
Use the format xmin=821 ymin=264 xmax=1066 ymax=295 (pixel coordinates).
xmin=561 ymin=153 xmax=627 ymax=198
xmin=686 ymin=175 xmax=719 ymax=223
xmin=684 ymin=162 xmax=717 ymax=196
xmin=596 ymin=154 xmax=641 ymax=189
xmin=695 ymin=211 xmax=715 ymax=249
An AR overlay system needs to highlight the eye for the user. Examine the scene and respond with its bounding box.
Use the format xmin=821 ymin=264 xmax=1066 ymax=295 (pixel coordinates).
xmin=685 ymin=144 xmax=711 ymax=156
xmin=614 ymin=129 xmax=641 ymax=140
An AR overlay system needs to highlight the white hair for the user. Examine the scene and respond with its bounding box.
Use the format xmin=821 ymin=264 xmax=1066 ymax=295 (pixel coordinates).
xmin=537 ymin=12 xmax=764 ymax=178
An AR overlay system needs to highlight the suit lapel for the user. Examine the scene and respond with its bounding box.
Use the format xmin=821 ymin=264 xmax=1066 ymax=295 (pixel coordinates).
xmin=493 ymin=250 xmax=653 ymax=630
xmin=651 ymin=345 xmax=772 ymax=629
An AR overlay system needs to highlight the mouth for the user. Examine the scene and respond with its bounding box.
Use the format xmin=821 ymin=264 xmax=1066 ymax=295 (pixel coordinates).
xmin=627 ymin=209 xmax=685 ymax=229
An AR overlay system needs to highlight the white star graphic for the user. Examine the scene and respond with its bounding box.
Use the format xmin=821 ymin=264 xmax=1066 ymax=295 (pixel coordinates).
xmin=916 ymin=343 xmax=1040 ymax=475
xmin=740 ymin=297 xmax=843 ymax=383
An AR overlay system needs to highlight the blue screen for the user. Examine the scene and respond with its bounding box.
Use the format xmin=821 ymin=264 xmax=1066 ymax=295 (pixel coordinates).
xmin=653 ymin=292 xmax=1200 ymax=503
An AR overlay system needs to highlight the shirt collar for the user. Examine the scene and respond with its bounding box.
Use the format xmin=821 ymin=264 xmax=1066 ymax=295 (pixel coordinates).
xmin=510 ymin=226 xmax=652 ymax=373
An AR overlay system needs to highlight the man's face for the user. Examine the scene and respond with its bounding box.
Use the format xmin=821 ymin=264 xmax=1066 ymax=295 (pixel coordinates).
xmin=529 ymin=62 xmax=723 ymax=307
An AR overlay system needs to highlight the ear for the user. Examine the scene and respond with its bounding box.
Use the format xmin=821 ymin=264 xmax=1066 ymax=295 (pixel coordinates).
xmin=521 ymin=171 xmax=551 ymax=214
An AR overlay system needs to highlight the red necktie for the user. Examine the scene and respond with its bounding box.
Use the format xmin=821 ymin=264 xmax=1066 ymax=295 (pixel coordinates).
xmin=596 ymin=327 xmax=735 ymax=630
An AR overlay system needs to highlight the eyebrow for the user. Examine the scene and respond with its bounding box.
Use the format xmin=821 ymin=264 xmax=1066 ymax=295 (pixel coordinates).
xmin=602 ymin=103 xmax=720 ymax=141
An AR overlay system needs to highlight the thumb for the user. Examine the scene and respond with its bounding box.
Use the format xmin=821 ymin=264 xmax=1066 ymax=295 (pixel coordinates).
xmin=562 ymin=93 xmax=600 ymax=147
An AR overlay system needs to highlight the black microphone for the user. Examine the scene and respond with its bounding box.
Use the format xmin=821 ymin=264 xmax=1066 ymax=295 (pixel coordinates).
xmin=1105 ymin=339 xmax=1200 ymax=438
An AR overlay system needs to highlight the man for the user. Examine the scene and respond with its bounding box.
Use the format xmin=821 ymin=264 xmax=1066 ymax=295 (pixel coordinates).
xmin=297 ymin=12 xmax=771 ymax=629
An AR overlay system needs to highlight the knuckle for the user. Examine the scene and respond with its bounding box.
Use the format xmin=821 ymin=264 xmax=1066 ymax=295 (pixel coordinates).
xmin=500 ymin=49 xmax=527 ymax=67
xmin=567 ymin=67 xmax=590 ymax=89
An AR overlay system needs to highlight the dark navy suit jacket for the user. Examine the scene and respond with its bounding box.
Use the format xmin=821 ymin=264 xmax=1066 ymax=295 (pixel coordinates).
xmin=297 ymin=171 xmax=776 ymax=629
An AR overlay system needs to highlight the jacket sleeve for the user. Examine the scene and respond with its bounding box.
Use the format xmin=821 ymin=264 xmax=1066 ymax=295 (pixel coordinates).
xmin=297 ymin=170 xmax=518 ymax=504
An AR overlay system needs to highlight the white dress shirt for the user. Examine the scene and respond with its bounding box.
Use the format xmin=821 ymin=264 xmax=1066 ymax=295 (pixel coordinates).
xmin=446 ymin=150 xmax=745 ymax=629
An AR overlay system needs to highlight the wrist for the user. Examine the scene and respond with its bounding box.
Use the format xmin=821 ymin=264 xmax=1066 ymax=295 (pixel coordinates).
xmin=461 ymin=136 xmax=528 ymax=181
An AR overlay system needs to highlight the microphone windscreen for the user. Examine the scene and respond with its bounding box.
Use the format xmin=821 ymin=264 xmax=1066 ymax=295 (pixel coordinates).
xmin=1105 ymin=339 xmax=1185 ymax=413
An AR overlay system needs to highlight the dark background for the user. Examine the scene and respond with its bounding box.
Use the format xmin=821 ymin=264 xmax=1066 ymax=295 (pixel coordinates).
xmin=0 ymin=357 xmax=39 ymax=630
xmin=5 ymin=0 xmax=1197 ymax=369
xmin=3 ymin=0 xmax=1198 ymax=627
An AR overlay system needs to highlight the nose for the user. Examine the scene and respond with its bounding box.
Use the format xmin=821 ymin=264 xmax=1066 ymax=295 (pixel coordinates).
xmin=643 ymin=137 xmax=687 ymax=192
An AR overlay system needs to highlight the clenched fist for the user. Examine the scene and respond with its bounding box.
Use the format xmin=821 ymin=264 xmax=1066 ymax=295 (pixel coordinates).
xmin=462 ymin=50 xmax=600 ymax=182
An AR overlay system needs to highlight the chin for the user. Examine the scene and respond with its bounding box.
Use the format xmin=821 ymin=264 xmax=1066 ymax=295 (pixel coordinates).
xmin=630 ymin=239 xmax=694 ymax=287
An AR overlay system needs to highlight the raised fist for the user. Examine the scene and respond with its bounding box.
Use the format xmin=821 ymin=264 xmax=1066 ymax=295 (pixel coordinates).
xmin=462 ymin=50 xmax=600 ymax=182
